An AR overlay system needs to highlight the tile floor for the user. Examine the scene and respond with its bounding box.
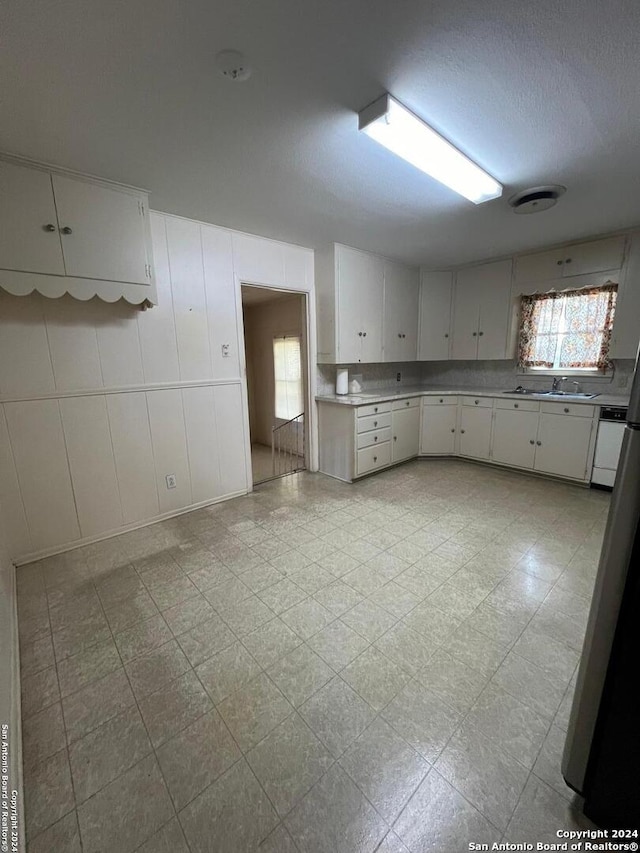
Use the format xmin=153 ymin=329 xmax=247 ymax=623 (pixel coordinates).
xmin=17 ymin=459 xmax=608 ymax=853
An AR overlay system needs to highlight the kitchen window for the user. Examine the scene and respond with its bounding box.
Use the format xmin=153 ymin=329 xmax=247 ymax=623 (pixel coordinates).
xmin=518 ymin=283 xmax=617 ymax=373
xmin=273 ymin=335 xmax=303 ymax=420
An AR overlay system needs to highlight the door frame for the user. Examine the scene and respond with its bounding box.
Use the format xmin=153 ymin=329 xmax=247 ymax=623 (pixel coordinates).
xmin=236 ymin=279 xmax=318 ymax=492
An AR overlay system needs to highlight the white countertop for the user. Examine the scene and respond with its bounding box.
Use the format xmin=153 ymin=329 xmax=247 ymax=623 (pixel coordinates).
xmin=316 ymin=384 xmax=630 ymax=408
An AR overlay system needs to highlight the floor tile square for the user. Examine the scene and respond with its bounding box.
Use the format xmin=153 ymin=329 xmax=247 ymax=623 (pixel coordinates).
xmin=138 ymin=669 xmax=213 ymax=747
xmin=267 ymin=644 xmax=335 ymax=707
xmin=124 ymin=639 xmax=190 ymax=700
xmin=374 ymin=623 xmax=436 ymax=676
xmin=162 ymin=594 xmax=216 ymax=636
xmin=492 ymin=651 xmax=567 ymax=718
xmin=218 ymin=672 xmax=292 ymax=751
xmin=177 ymin=614 xmax=237 ymax=667
xmin=257 ymin=578 xmax=308 ymax=614
xmin=22 ymin=702 xmax=66 ymax=771
xmin=280 ymin=598 xmax=336 ymax=640
xmin=341 ymin=599 xmax=398 ymax=642
xmin=285 ymin=764 xmax=386 ymax=853
xmin=341 ymin=646 xmax=410 ymax=711
xmin=196 ymin=641 xmax=262 ymax=704
xmin=300 ymin=676 xmax=375 ymax=758
xmin=24 ymin=749 xmax=75 ymax=840
xmin=241 ymin=617 xmax=302 ymax=669
xmin=62 ymin=668 xmax=135 ymax=743
xmin=114 ymin=614 xmax=173 ymax=663
xmin=416 ymin=649 xmax=489 ymax=714
xmin=307 ymin=620 xmax=369 ymax=671
xmin=219 ymin=594 xmax=275 ymax=636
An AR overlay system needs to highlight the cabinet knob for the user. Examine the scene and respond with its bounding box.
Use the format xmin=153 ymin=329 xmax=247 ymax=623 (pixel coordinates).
xmin=374 ymin=436 xmax=378 ymax=442
xmin=444 ymin=333 xmax=449 ymax=338
xmin=373 ymin=421 xmax=378 ymax=427
xmin=406 ymin=401 xmax=410 ymax=406
xmin=43 ymin=223 xmax=56 ymax=232
xmin=461 ymin=429 xmax=465 ymax=434
xmin=564 ymin=407 xmax=569 ymax=413
xmin=514 ymin=403 xmax=519 ymax=408
xmin=478 ymin=331 xmax=484 ymax=336
xmin=398 ymin=333 xmax=402 ymax=338
xmin=439 ymin=398 xmax=444 ymax=403
xmin=60 ymin=226 xmax=73 ymax=235
xmin=472 ymin=332 xmax=477 ymax=337
xmin=394 ymin=436 xmax=397 ymax=441
xmin=474 ymin=399 xmax=479 ymax=405
xmin=402 ymin=334 xmax=406 ymax=338
xmin=536 ymin=440 xmax=542 ymax=446
xmin=450 ymin=428 xmax=455 ymax=433
xmin=565 ymin=258 xmax=572 ymax=264
xmin=557 ymin=260 xmax=563 ymax=266
xmin=374 ymin=407 xmax=378 ymax=412
xmin=358 ymin=332 xmax=362 ymax=337
xmin=373 ymin=456 xmax=377 ymax=462
xmin=529 ymin=439 xmax=535 ymax=445
xmin=363 ymin=332 xmax=367 ymax=337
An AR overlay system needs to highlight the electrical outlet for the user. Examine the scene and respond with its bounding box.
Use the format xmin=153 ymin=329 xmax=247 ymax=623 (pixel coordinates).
xmin=165 ymin=474 xmax=177 ymax=490
xmin=396 ymin=372 xmax=402 ymax=382
xmin=221 ymin=343 xmax=230 ymax=358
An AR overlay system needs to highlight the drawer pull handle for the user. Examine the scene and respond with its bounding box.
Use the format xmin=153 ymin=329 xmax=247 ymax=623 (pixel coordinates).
xmin=373 ymin=421 xmax=378 ymax=427
xmin=373 ymin=456 xmax=377 ymax=462
xmin=374 ymin=436 xmax=378 ymax=442
xmin=536 ymin=441 xmax=542 ymax=446
xmin=564 ymin=407 xmax=569 ymax=413
xmin=374 ymin=407 xmax=378 ymax=412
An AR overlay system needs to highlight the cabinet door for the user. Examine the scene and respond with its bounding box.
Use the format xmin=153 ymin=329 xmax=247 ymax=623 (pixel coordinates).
xmin=561 ymin=236 xmax=626 ymax=278
xmin=534 ymin=413 xmax=593 ymax=480
xmin=610 ymin=233 xmax=640 ymax=359
xmin=0 ymin=161 xmax=65 ymax=275
xmin=515 ymin=248 xmax=567 ymax=285
xmin=392 ymin=406 xmax=420 ymax=462
xmin=477 ymin=259 xmax=513 ymax=359
xmin=52 ymin=174 xmax=150 ymax=284
xmin=420 ymin=405 xmax=457 ymax=454
xmin=418 ymin=271 xmax=452 ymax=360
xmin=450 ymin=270 xmax=480 ymax=359
xmin=336 ymin=245 xmax=383 ymax=363
xmin=384 ymin=260 xmax=419 ymax=362
xmin=459 ymin=406 xmax=492 ymax=460
xmin=491 ymin=409 xmax=538 ymax=469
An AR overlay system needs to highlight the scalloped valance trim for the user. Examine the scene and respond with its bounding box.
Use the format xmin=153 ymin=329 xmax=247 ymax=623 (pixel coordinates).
xmin=0 ymin=269 xmax=157 ymax=306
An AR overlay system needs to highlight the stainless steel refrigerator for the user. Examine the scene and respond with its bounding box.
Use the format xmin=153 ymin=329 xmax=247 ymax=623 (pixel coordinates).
xmin=562 ymin=353 xmax=640 ymax=826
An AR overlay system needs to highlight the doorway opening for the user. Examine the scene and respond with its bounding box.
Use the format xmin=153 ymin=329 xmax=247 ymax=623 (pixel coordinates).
xmin=241 ymin=285 xmax=308 ymax=485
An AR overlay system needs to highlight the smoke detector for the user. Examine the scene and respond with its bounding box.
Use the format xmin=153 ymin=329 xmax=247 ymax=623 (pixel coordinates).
xmin=216 ymin=50 xmax=252 ymax=82
xmin=508 ymin=185 xmax=566 ymax=214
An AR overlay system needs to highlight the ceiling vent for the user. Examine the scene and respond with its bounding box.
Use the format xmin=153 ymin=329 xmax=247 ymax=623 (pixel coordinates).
xmin=508 ymin=185 xmax=566 ymax=214
xmin=216 ymin=50 xmax=252 ymax=82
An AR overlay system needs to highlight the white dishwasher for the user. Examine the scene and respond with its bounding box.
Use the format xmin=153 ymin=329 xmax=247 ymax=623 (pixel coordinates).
xmin=591 ymin=406 xmax=627 ymax=488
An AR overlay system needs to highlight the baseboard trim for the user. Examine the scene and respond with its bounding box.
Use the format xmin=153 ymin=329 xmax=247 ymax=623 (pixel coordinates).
xmin=13 ymin=489 xmax=248 ymax=566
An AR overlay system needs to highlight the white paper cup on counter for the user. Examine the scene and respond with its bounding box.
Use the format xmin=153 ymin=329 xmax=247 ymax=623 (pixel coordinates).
xmin=336 ymin=368 xmax=349 ymax=395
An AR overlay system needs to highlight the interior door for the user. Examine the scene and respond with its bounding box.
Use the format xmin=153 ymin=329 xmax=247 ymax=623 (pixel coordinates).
xmin=0 ymin=161 xmax=65 ymax=275
xmin=52 ymin=174 xmax=149 ymax=284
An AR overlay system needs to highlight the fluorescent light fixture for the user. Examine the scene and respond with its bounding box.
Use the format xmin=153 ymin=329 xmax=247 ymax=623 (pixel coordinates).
xmin=358 ymin=94 xmax=503 ymax=204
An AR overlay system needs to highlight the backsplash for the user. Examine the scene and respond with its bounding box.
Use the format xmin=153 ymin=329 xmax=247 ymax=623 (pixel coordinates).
xmin=317 ymin=359 xmax=635 ymax=396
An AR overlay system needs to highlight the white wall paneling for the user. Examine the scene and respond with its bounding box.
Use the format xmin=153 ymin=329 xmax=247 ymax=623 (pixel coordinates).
xmin=4 ymin=400 xmax=80 ymax=550
xmin=106 ymin=392 xmax=160 ymax=524
xmin=146 ymin=388 xmax=193 ymax=514
xmin=0 ymin=292 xmax=55 ymax=397
xmin=0 ymin=210 xmax=315 ymax=561
xmin=182 ymin=385 xmax=221 ymax=504
xmin=166 ymin=216 xmax=212 ymax=381
xmin=0 ymin=406 xmax=31 ymax=556
xmin=59 ymin=395 xmax=123 ymax=537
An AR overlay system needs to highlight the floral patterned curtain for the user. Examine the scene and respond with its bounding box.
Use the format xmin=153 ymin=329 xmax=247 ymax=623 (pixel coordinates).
xmin=518 ymin=282 xmax=617 ymax=369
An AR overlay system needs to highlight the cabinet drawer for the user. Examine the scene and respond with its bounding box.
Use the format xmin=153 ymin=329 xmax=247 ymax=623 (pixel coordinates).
xmin=357 ymin=442 xmax=391 ymax=475
xmin=392 ymin=397 xmax=420 ymax=411
xmin=356 ymin=412 xmax=392 ymax=433
xmin=356 ymin=402 xmax=391 ymax=418
xmin=495 ymin=399 xmax=540 ymax=412
xmin=357 ymin=428 xmax=391 ymax=449
xmin=540 ymin=402 xmax=595 ymax=419
xmin=422 ymin=395 xmax=458 ymax=406
xmin=461 ymin=396 xmax=493 ymax=408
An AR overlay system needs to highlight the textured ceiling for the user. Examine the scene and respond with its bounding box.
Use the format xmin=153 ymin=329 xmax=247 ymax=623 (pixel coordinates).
xmin=2 ymin=0 xmax=640 ymax=267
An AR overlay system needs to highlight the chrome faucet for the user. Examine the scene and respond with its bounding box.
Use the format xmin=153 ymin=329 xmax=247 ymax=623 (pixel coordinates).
xmin=551 ymin=376 xmax=568 ymax=392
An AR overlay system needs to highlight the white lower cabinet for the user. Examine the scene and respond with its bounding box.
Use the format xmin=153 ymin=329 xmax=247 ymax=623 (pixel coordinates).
xmin=392 ymin=400 xmax=420 ymax=462
xmin=491 ymin=405 xmax=539 ymax=469
xmin=420 ymin=398 xmax=458 ymax=455
xmin=534 ymin=413 xmax=594 ymax=480
xmin=459 ymin=399 xmax=492 ymax=460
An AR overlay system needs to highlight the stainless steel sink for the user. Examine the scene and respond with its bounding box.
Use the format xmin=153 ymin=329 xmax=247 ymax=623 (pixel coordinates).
xmin=503 ymin=388 xmax=598 ymax=399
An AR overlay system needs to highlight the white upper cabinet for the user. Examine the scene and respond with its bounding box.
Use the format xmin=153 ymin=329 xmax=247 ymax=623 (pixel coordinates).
xmin=51 ymin=174 xmax=150 ymax=284
xmin=418 ymin=271 xmax=452 ymax=361
xmin=515 ymin=235 xmax=626 ymax=286
xmin=383 ymin=260 xmax=419 ymax=362
xmin=317 ymin=243 xmax=417 ymax=364
xmin=0 ymin=155 xmax=156 ymax=304
xmin=451 ymin=259 xmax=512 ymax=360
xmin=610 ymin=232 xmax=640 ymax=360
xmin=0 ymin=160 xmax=66 ymax=275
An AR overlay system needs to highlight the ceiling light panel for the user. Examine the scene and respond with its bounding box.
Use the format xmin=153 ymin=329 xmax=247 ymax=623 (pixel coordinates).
xmin=358 ymin=94 xmax=503 ymax=205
